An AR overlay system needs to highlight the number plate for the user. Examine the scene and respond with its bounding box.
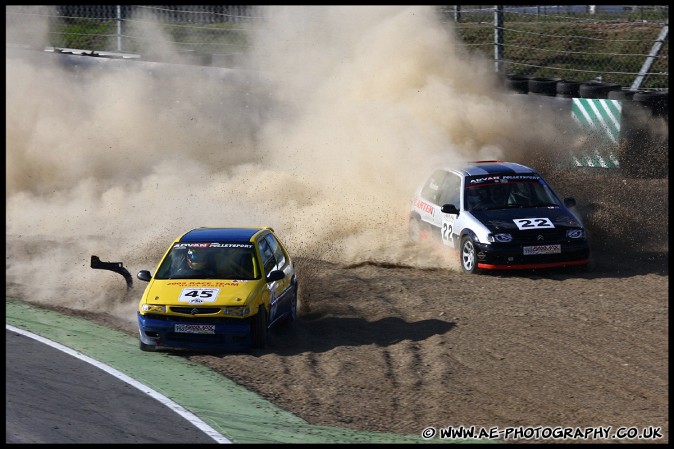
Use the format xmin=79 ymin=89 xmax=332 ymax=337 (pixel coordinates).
xmin=523 ymin=244 xmax=561 ymax=255
xmin=174 ymin=324 xmax=215 ymax=334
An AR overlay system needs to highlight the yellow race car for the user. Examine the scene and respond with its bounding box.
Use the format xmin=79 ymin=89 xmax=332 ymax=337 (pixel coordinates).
xmin=135 ymin=227 xmax=298 ymax=352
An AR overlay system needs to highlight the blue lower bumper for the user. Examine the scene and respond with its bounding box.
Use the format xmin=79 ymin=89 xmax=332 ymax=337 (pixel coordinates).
xmin=137 ymin=313 xmax=252 ymax=352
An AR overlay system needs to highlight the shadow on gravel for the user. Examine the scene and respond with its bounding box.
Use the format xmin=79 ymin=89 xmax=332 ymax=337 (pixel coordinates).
xmin=268 ymin=316 xmax=456 ymax=356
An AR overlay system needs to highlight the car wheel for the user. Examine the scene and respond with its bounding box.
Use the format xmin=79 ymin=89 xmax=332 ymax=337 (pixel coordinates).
xmin=251 ymin=306 xmax=268 ymax=349
xmin=408 ymin=217 xmax=422 ymax=242
xmin=282 ymin=284 xmax=299 ymax=325
xmin=409 ymin=217 xmax=432 ymax=243
xmin=139 ymin=340 xmax=157 ymax=352
xmin=289 ymin=285 xmax=298 ymax=321
xmin=460 ymin=236 xmax=480 ymax=274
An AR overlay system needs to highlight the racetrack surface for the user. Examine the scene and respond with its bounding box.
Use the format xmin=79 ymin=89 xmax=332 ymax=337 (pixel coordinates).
xmin=19 ymin=171 xmax=667 ymax=445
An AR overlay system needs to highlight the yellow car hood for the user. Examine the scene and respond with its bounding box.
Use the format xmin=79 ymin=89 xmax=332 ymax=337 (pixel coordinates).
xmin=143 ymin=279 xmax=258 ymax=307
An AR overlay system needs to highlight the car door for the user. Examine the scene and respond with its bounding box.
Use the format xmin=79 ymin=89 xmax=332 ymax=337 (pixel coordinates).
xmin=263 ymin=233 xmax=293 ymax=321
xmin=258 ymin=237 xmax=280 ymax=321
xmin=417 ymin=169 xmax=449 ymax=242
xmin=437 ymin=172 xmax=461 ymax=249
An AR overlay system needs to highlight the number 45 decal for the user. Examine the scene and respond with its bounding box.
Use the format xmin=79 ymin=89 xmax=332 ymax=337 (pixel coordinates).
xmin=179 ymin=288 xmax=220 ymax=303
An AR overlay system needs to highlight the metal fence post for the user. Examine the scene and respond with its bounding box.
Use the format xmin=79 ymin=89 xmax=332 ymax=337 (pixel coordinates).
xmin=494 ymin=5 xmax=504 ymax=74
xmin=631 ymin=24 xmax=668 ymax=90
xmin=116 ymin=5 xmax=123 ymax=52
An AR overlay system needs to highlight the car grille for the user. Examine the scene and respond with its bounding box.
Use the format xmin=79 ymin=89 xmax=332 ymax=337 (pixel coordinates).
xmin=170 ymin=307 xmax=221 ymax=315
xmin=514 ymin=229 xmax=567 ymax=243
xmin=144 ymin=313 xmax=245 ymax=324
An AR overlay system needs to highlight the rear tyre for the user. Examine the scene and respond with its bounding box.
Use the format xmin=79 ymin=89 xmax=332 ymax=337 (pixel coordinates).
xmin=460 ymin=236 xmax=480 ymax=274
xmin=408 ymin=217 xmax=422 ymax=243
xmin=251 ymin=306 xmax=268 ymax=349
xmin=289 ymin=285 xmax=298 ymax=322
xmin=409 ymin=217 xmax=433 ymax=243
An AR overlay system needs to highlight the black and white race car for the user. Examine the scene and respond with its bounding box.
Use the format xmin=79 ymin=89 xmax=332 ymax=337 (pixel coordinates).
xmin=409 ymin=161 xmax=591 ymax=273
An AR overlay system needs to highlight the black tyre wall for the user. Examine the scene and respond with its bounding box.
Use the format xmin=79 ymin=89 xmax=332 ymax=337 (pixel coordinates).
xmin=579 ymin=81 xmax=622 ymax=99
xmin=528 ymin=77 xmax=558 ymax=96
xmin=556 ymin=80 xmax=581 ymax=98
xmin=619 ymin=92 xmax=668 ymax=179
xmin=504 ymin=75 xmax=529 ymax=94
xmin=608 ymin=89 xmax=638 ymax=101
xmin=632 ymin=91 xmax=669 ymax=118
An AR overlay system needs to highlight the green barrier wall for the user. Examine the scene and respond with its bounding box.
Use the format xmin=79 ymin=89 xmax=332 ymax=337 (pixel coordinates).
xmin=571 ymin=98 xmax=622 ymax=168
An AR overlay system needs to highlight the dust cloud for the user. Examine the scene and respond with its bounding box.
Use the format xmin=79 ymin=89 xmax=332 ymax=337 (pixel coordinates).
xmin=6 ymin=6 xmax=575 ymax=320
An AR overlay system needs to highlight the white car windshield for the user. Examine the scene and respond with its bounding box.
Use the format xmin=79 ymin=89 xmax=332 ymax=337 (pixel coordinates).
xmin=465 ymin=180 xmax=560 ymax=211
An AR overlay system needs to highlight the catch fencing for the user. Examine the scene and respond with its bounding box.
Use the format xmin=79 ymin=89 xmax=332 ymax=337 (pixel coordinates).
xmin=5 ymin=5 xmax=668 ymax=176
xmin=5 ymin=5 xmax=669 ymax=90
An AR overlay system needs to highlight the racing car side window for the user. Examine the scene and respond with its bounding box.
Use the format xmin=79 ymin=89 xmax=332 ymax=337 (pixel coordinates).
xmin=420 ymin=170 xmax=449 ymax=205
xmin=438 ymin=172 xmax=461 ymax=210
xmin=265 ymin=234 xmax=286 ymax=269
xmin=258 ymin=238 xmax=277 ymax=275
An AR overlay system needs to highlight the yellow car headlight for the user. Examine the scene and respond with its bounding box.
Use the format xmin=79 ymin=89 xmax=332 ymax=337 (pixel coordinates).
xmin=222 ymin=306 xmax=251 ymax=317
xmin=141 ymin=304 xmax=166 ymax=313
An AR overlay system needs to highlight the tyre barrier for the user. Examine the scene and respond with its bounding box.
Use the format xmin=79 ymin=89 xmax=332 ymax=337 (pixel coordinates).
xmin=578 ymin=81 xmax=622 ymax=99
xmin=556 ymin=80 xmax=581 ymax=98
xmin=619 ymin=91 xmax=669 ymax=178
xmin=500 ymin=74 xmax=667 ymax=178
xmin=504 ymin=75 xmax=529 ymax=94
xmin=632 ymin=91 xmax=669 ymax=118
xmin=607 ymin=89 xmax=639 ymax=101
xmin=528 ymin=77 xmax=559 ymax=96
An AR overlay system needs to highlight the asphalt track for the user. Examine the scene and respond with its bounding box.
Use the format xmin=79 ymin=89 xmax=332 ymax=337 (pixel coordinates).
xmin=6 ymin=297 xmax=471 ymax=444
xmin=6 ymin=326 xmax=223 ymax=443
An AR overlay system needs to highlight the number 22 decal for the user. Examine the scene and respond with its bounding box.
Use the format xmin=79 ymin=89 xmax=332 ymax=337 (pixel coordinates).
xmin=513 ymin=217 xmax=554 ymax=230
xmin=441 ymin=219 xmax=455 ymax=248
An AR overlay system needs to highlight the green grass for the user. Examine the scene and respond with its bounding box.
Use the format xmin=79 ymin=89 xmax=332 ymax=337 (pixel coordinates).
xmin=46 ymin=10 xmax=668 ymax=89
xmin=454 ymin=21 xmax=668 ymax=89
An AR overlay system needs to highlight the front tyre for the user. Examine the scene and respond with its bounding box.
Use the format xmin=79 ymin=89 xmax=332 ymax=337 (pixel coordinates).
xmin=139 ymin=340 xmax=157 ymax=352
xmin=251 ymin=306 xmax=268 ymax=349
xmin=460 ymin=236 xmax=480 ymax=274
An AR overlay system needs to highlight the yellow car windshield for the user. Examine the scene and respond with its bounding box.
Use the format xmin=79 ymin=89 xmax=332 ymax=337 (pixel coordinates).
xmin=154 ymin=244 xmax=259 ymax=280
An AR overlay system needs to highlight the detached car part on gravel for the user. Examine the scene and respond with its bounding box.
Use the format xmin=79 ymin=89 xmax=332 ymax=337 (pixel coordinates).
xmin=134 ymin=226 xmax=298 ymax=352
xmin=409 ymin=160 xmax=591 ymax=274
xmin=90 ymin=255 xmax=133 ymax=290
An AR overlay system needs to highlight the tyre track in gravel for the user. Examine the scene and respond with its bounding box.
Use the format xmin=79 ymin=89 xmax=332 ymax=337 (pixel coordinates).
xmin=32 ymin=251 xmax=667 ymax=443
xmin=14 ymin=173 xmax=667 ymax=444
